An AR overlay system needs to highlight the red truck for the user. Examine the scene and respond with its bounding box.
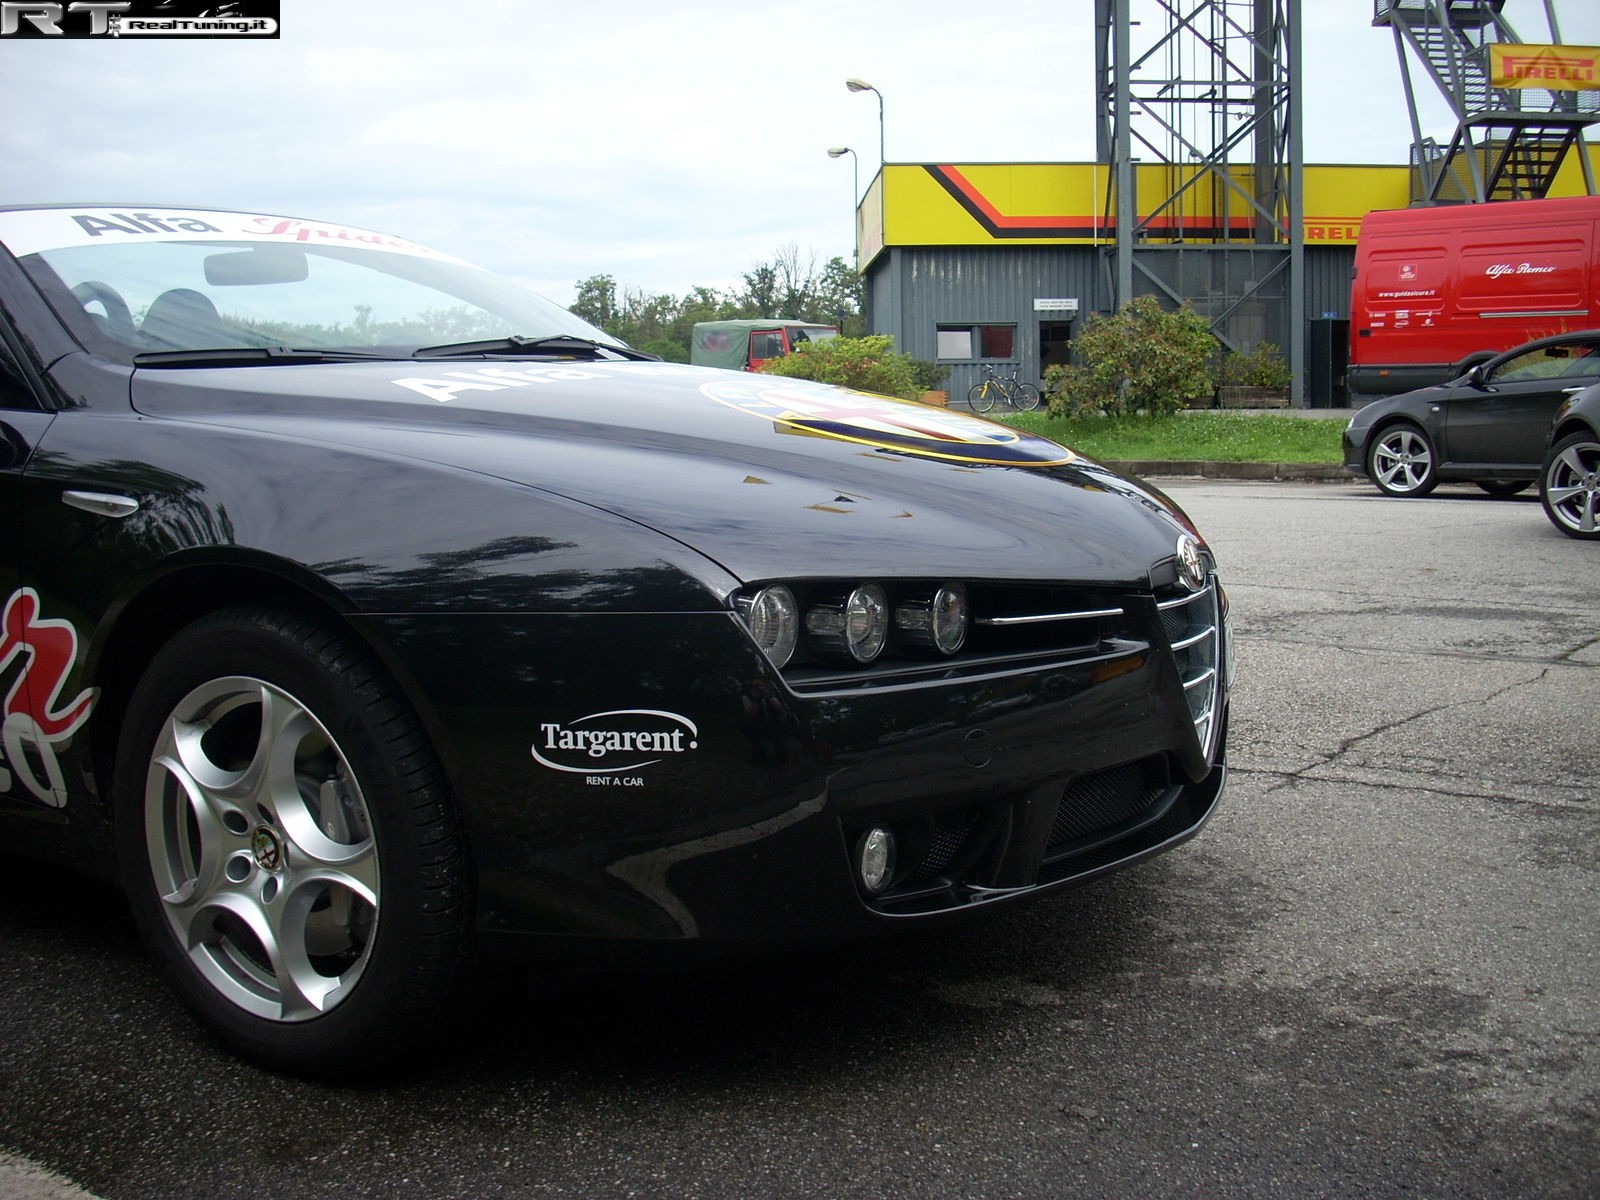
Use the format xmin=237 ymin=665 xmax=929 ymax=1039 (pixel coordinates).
xmin=690 ymin=319 xmax=839 ymax=372
xmin=1348 ymin=195 xmax=1600 ymax=398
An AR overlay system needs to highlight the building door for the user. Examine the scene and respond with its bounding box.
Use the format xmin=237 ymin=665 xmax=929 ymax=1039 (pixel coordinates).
xmin=1039 ymin=322 xmax=1074 ymax=377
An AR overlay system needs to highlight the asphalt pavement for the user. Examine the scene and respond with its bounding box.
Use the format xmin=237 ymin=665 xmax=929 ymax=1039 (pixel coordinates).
xmin=2 ymin=475 xmax=1595 ymax=1199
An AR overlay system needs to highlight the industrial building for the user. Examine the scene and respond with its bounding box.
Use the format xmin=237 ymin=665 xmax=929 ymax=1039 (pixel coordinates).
xmin=849 ymin=1 xmax=1600 ymax=406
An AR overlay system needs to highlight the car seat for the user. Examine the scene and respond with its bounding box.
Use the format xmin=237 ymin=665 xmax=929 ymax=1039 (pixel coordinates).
xmin=140 ymin=288 xmax=230 ymax=350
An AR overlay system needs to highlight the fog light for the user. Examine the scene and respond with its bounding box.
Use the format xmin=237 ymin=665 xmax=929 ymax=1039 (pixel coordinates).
xmin=857 ymin=826 xmax=896 ymax=894
xmin=742 ymin=585 xmax=799 ymax=668
xmin=894 ymin=583 xmax=968 ymax=656
xmin=806 ymin=583 xmax=889 ymax=663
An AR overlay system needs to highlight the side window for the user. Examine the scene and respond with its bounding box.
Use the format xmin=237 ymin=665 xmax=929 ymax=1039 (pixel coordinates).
xmin=1494 ymin=344 xmax=1596 ymax=384
xmin=1560 ymin=347 xmax=1600 ymax=378
xmin=0 ymin=338 xmax=38 ymax=411
xmin=749 ymin=331 xmax=785 ymax=360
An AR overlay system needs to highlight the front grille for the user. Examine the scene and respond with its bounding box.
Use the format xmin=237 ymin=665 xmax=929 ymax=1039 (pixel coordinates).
xmin=1158 ymin=581 xmax=1222 ymax=760
xmin=903 ymin=809 xmax=981 ymax=884
xmin=1045 ymin=759 xmax=1172 ymax=861
xmin=1049 ymin=763 xmax=1162 ymax=846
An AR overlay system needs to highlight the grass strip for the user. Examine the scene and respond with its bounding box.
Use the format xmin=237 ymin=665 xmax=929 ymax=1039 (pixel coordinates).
xmin=998 ymin=411 xmax=1346 ymax=464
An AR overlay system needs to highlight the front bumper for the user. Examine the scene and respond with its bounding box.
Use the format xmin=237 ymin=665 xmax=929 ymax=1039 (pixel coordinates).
xmin=1342 ymin=418 xmax=1373 ymax=477
xmin=365 ymin=575 xmax=1232 ymax=961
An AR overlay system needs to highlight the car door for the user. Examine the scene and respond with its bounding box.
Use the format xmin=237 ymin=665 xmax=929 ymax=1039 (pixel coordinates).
xmin=1444 ymin=339 xmax=1600 ymax=470
xmin=0 ymin=329 xmax=82 ymax=817
xmin=746 ymin=328 xmax=786 ymax=372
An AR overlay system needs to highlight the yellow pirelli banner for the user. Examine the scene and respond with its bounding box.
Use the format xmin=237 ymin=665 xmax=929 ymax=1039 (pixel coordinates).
xmin=864 ymin=154 xmax=1600 ymax=260
xmin=1490 ymin=44 xmax=1600 ymax=90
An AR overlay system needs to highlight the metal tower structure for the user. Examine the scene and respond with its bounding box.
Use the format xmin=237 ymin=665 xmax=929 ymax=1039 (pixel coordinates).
xmin=1095 ymin=0 xmax=1305 ymax=402
xmin=1377 ymin=0 xmax=1598 ymax=203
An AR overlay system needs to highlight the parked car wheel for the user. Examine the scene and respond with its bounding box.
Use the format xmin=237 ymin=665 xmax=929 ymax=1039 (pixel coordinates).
xmin=1539 ymin=431 xmax=1600 ymax=539
xmin=115 ymin=605 xmax=473 ymax=1076
xmin=1367 ymin=422 xmax=1438 ymax=497
xmin=1475 ymin=480 xmax=1532 ymax=497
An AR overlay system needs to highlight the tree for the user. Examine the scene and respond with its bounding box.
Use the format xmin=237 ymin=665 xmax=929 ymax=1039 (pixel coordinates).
xmin=814 ymin=256 xmax=866 ymax=336
xmin=568 ymin=246 xmax=866 ymax=360
xmin=739 ymin=263 xmax=780 ymax=317
xmin=570 ymin=274 xmax=619 ymax=334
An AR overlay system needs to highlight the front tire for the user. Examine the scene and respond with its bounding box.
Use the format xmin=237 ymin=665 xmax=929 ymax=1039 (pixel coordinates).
xmin=1540 ymin=432 xmax=1600 ymax=539
xmin=1367 ymin=422 xmax=1438 ymax=497
xmin=115 ymin=605 xmax=472 ymax=1076
xmin=968 ymin=381 xmax=995 ymax=413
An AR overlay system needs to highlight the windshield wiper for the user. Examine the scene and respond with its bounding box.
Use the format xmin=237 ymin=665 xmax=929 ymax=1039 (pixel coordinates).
xmin=409 ymin=334 xmax=657 ymax=361
xmin=133 ymin=347 xmax=401 ymax=368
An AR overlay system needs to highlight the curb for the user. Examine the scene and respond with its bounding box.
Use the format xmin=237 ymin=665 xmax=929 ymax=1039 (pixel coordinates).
xmin=1105 ymin=460 xmax=1355 ymax=482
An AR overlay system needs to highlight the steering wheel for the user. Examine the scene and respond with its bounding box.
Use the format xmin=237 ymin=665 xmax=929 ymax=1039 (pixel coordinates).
xmin=71 ymin=281 xmax=136 ymax=342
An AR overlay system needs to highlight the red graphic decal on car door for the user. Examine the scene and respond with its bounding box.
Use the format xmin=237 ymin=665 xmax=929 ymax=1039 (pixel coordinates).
xmin=0 ymin=588 xmax=98 ymax=807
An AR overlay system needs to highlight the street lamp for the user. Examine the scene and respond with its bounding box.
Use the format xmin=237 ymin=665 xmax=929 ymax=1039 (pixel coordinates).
xmin=845 ymin=77 xmax=884 ymax=166
xmin=827 ymin=146 xmax=858 ymax=202
xmin=828 ymin=146 xmax=859 ymax=262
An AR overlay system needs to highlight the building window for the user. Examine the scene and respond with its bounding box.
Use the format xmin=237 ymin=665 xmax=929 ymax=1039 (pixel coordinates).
xmin=937 ymin=323 xmax=1016 ymax=361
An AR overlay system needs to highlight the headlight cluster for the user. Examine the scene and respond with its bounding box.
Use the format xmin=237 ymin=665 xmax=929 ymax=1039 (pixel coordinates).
xmin=737 ymin=581 xmax=969 ymax=668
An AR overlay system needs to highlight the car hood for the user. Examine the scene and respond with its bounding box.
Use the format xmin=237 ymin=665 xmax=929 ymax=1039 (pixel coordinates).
xmin=129 ymin=359 xmax=1201 ymax=586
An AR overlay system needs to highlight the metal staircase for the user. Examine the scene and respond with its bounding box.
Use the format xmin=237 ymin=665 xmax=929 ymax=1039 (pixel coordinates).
xmin=1375 ymin=0 xmax=1598 ymax=202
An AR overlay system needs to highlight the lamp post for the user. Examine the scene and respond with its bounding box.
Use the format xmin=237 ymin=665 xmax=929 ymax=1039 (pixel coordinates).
xmin=845 ymin=77 xmax=884 ymax=166
xmin=827 ymin=146 xmax=859 ymax=263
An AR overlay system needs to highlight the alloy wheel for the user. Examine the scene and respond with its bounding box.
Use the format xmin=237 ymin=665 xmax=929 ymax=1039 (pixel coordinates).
xmin=143 ymin=675 xmax=379 ymax=1022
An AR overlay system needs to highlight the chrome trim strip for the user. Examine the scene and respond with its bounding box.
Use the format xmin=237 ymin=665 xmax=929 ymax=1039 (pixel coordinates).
xmin=977 ymin=606 xmax=1124 ymax=627
xmin=1158 ymin=584 xmax=1214 ymax=613
xmin=1479 ymin=309 xmax=1589 ymax=319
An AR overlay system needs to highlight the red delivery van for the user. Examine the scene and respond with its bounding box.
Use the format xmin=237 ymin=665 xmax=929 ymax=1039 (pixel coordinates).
xmin=1348 ymin=195 xmax=1600 ymax=398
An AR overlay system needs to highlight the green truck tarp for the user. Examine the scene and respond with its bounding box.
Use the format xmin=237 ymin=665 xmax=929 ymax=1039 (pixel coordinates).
xmin=689 ymin=320 xmax=839 ymax=371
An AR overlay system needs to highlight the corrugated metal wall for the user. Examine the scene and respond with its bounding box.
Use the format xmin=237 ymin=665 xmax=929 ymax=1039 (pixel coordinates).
xmin=866 ymin=243 xmax=1359 ymax=406
xmin=877 ymin=246 xmax=1105 ymax=402
xmin=1303 ymin=246 xmax=1356 ymax=319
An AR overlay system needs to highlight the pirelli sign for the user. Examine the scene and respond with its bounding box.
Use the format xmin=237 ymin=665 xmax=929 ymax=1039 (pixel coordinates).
xmin=1490 ymin=44 xmax=1600 ymax=91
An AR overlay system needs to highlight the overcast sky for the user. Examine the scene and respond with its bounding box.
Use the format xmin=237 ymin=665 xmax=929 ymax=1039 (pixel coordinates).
xmin=3 ymin=0 xmax=1598 ymax=306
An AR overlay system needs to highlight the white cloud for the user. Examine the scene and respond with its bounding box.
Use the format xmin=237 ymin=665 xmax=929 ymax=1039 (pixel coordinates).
xmin=3 ymin=0 xmax=1597 ymax=304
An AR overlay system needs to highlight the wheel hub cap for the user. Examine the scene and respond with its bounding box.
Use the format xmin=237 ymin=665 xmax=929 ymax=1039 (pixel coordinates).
xmin=251 ymin=825 xmax=284 ymax=872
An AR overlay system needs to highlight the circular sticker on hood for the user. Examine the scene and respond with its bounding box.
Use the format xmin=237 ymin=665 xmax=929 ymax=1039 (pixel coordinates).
xmin=700 ymin=378 xmax=1076 ymax=467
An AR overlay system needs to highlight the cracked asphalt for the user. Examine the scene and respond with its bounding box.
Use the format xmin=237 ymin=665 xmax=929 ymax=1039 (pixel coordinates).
xmin=1 ymin=477 xmax=1595 ymax=1199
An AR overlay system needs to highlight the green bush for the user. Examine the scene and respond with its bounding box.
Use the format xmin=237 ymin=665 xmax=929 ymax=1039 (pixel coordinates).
xmin=1218 ymin=342 xmax=1291 ymax=389
xmin=907 ymin=357 xmax=950 ymax=392
xmin=758 ymin=334 xmax=920 ymax=399
xmin=1044 ymin=296 xmax=1215 ymax=417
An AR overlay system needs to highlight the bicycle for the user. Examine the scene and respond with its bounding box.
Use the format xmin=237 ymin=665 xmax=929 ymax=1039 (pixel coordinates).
xmin=966 ymin=364 xmax=1041 ymax=414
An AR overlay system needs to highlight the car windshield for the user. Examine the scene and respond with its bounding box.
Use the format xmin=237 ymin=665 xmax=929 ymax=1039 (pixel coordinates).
xmin=0 ymin=207 xmax=620 ymax=362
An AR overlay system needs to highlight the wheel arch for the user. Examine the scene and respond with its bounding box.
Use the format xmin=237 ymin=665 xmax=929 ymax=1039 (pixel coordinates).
xmin=1549 ymin=416 xmax=1599 ymax=450
xmin=1365 ymin=411 xmax=1434 ymax=447
xmin=84 ymin=554 xmax=437 ymax=810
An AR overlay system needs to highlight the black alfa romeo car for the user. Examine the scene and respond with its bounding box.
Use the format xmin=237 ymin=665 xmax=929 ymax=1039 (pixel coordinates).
xmin=0 ymin=205 xmax=1231 ymax=1074
xmin=1343 ymin=329 xmax=1600 ymax=498
xmin=1541 ymin=382 xmax=1600 ymax=538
